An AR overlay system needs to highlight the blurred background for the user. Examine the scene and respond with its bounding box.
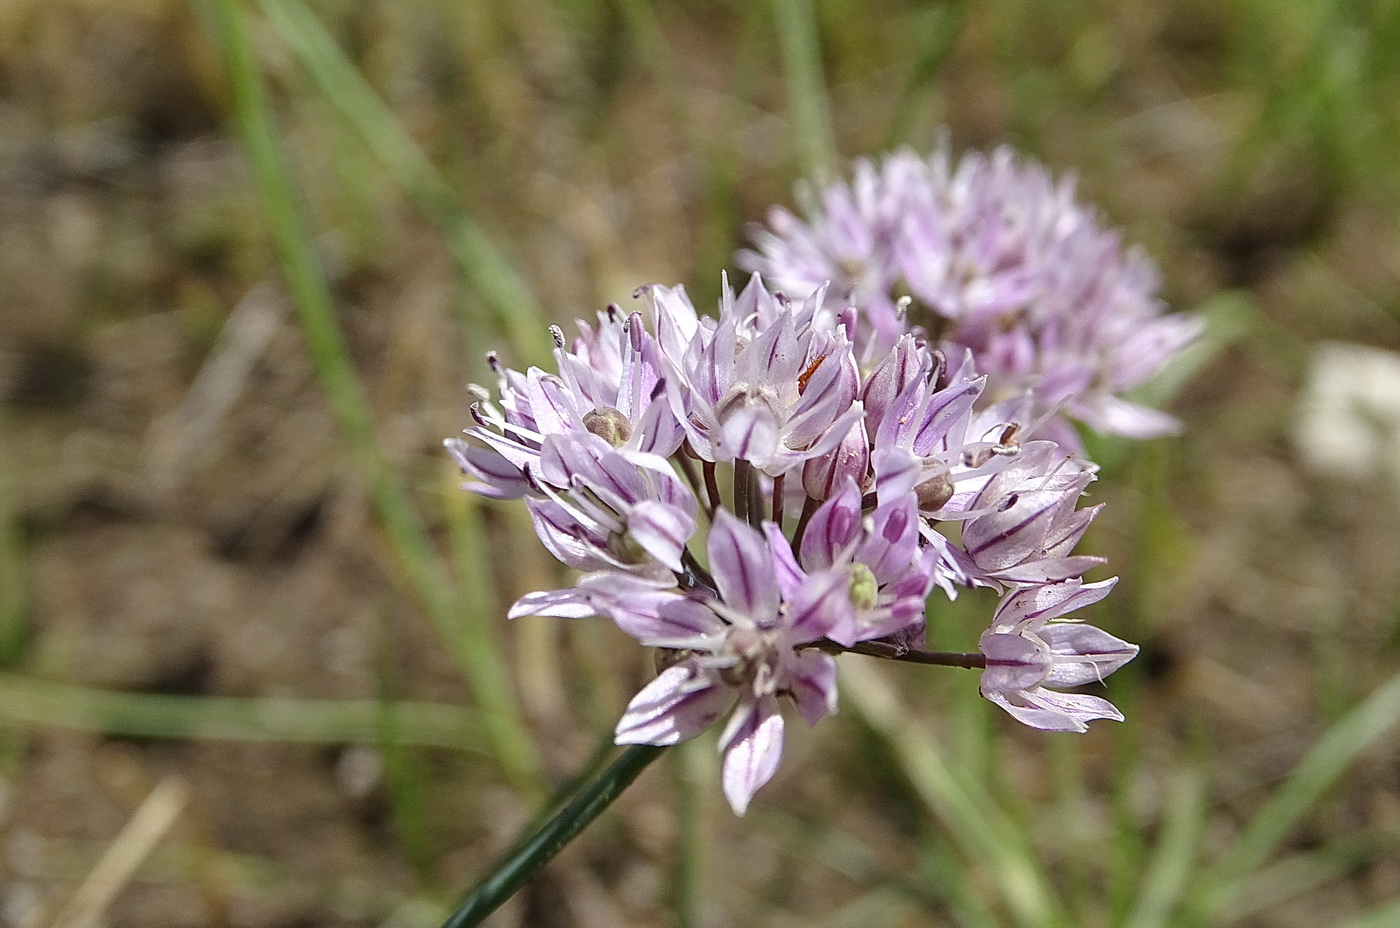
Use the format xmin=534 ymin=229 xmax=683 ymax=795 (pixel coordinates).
xmin=4 ymin=1 xmax=1400 ymax=926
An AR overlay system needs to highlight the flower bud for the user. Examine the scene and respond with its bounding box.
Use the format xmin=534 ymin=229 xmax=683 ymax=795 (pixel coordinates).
xmin=914 ymin=471 xmax=954 ymax=511
xmin=583 ymin=406 xmax=633 ymax=447
xmin=802 ymin=417 xmax=870 ymax=500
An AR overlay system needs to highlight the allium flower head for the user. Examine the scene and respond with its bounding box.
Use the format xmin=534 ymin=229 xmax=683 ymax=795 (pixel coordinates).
xmin=739 ymin=144 xmax=1203 ymax=446
xmin=451 ymin=186 xmax=1154 ymax=812
xmin=445 ymin=307 xmax=682 ymax=501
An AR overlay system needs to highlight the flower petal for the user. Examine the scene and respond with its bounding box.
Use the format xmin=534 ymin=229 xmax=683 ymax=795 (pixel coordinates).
xmin=709 ymin=510 xmax=780 ymax=621
xmin=799 ymin=479 xmax=863 ymax=570
xmin=788 ymin=651 xmax=838 ymax=725
xmin=627 ymin=500 xmax=696 ymax=572
xmin=979 ymin=630 xmax=1052 ymax=692
xmin=719 ymin=696 xmax=785 ymax=815
xmin=1040 ymin=623 xmax=1139 ymax=686
xmin=615 ymin=666 xmax=734 ymax=745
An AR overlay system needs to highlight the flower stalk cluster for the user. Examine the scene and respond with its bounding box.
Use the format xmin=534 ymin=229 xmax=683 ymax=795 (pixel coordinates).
xmin=448 ymin=145 xmax=1196 ymax=815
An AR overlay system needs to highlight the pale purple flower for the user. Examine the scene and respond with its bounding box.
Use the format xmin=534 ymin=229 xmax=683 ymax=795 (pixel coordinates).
xmin=642 ymin=274 xmax=865 ymax=477
xmin=800 ymin=413 xmax=870 ymax=501
xmin=864 ymin=338 xmax=989 ymax=510
xmin=959 ymin=442 xmax=1105 ymax=586
xmin=610 ymin=511 xmax=847 ymax=814
xmin=767 ymin=479 xmax=934 ymax=648
xmin=979 ymin=579 xmax=1137 ymax=731
xmin=860 ymin=339 xmax=1051 ymax=531
xmin=739 ymin=144 xmax=1202 ymax=443
xmin=447 ymin=309 xmax=681 ymax=500
xmin=521 ymin=432 xmax=697 ymax=578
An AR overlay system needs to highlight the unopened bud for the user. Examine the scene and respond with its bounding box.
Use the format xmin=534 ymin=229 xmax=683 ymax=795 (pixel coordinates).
xmin=584 ymin=407 xmax=633 ymax=446
xmin=802 ymin=418 xmax=870 ymax=500
xmin=915 ymin=472 xmax=954 ymax=511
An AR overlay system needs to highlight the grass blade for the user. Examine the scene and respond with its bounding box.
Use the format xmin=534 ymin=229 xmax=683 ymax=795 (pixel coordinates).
xmin=256 ymin=0 xmax=547 ymax=365
xmin=1197 ymin=669 xmax=1400 ymax=920
xmin=0 ymin=671 xmax=481 ymax=750
xmin=886 ymin=1 xmax=970 ymax=147
xmin=839 ymin=660 xmax=1065 ymax=928
xmin=1335 ymin=898 xmax=1400 ymax=928
xmin=771 ymin=0 xmax=837 ymax=180
xmin=1219 ymin=836 xmax=1393 ymax=925
xmin=1120 ymin=768 xmax=1207 ymax=928
xmin=203 ymin=0 xmax=543 ymax=801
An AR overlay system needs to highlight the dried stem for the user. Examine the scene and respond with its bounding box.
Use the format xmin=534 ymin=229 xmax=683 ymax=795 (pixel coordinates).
xmin=703 ymin=461 xmax=723 ymax=516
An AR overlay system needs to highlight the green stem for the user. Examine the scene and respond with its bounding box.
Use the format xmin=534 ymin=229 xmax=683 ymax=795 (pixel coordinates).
xmin=441 ymin=744 xmax=666 ymax=928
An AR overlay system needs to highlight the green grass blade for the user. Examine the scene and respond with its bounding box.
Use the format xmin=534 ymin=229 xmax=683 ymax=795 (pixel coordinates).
xmin=1219 ymin=836 xmax=1392 ymax=925
xmin=614 ymin=0 xmax=740 ymax=279
xmin=0 ymin=416 xmax=28 ymax=669
xmin=886 ymin=1 xmax=970 ymax=147
xmin=839 ymin=660 xmax=1065 ymax=928
xmin=1197 ymin=669 xmax=1400 ymax=919
xmin=671 ymin=737 xmax=708 ymax=928
xmin=771 ymin=0 xmax=837 ymax=181
xmin=0 ymin=671 xmax=480 ymax=750
xmin=917 ymin=829 xmax=1000 ymax=928
xmin=374 ymin=602 xmax=437 ymax=875
xmin=1136 ymin=290 xmax=1258 ymax=410
xmin=1120 ymin=768 xmax=1207 ymax=928
xmin=1335 ymin=898 xmax=1400 ymax=928
xmin=204 ymin=0 xmax=543 ymax=802
xmin=444 ymin=492 xmax=547 ymax=793
xmin=256 ymin=0 xmax=547 ymax=365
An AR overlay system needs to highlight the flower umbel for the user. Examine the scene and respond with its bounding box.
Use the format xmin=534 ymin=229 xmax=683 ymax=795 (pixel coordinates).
xmin=449 ymin=142 xmax=1173 ymax=813
xmin=739 ymin=144 xmax=1203 ymax=450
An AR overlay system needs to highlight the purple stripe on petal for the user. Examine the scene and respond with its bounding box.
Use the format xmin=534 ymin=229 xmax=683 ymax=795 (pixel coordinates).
xmin=720 ymin=695 xmax=785 ymax=815
xmin=789 ymin=651 xmax=838 ymax=725
xmin=764 ymin=522 xmax=807 ymax=601
xmin=982 ymin=688 xmax=1090 ymax=732
xmin=627 ymin=500 xmax=697 ymax=572
xmin=508 ymin=587 xmax=598 ymax=619
xmin=709 ymin=510 xmax=780 ymax=620
xmin=979 ymin=631 xmax=1051 ymax=691
xmin=799 ymin=479 xmax=863 ymax=569
xmin=1040 ymin=623 xmax=1138 ymax=686
xmin=615 ymin=666 xmax=735 ymax=746
xmin=788 ymin=568 xmax=854 ymax=644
